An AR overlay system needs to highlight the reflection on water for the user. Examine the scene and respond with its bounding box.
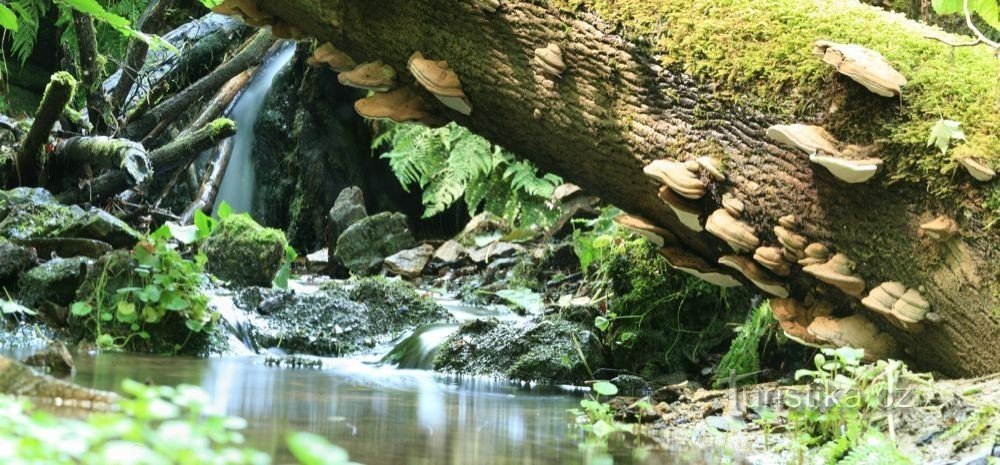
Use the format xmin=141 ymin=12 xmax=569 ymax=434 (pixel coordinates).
xmin=66 ymin=353 xmax=658 ymax=465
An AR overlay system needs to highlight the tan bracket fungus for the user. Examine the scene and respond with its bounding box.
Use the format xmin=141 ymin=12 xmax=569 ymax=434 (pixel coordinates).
xmin=861 ymin=282 xmax=936 ymax=332
xmin=534 ymin=43 xmax=566 ymax=77
xmin=721 ymin=192 xmax=744 ymax=218
xmin=766 ymin=124 xmax=840 ymax=156
xmin=958 ymin=157 xmax=996 ymax=182
xmin=771 ymin=298 xmax=832 ymax=348
xmin=774 ymin=225 xmax=807 ymax=261
xmin=308 ymin=43 xmax=357 ymax=72
xmin=408 ymin=52 xmax=473 ymax=116
xmin=643 ymin=160 xmax=708 ymax=200
xmin=919 ymin=215 xmax=959 ymax=242
xmin=706 ymin=209 xmax=760 ymax=253
xmin=658 ymin=247 xmax=741 ymax=288
xmin=802 ymin=253 xmax=866 ymax=297
xmin=338 ymin=61 xmax=397 ymax=92
xmin=798 ymin=242 xmax=831 ymax=267
xmin=809 ymin=154 xmax=882 ymax=184
xmin=718 ymin=254 xmax=789 ymax=297
xmin=354 ymin=87 xmax=445 ymax=128
xmin=807 ymin=315 xmax=896 ymax=362
xmin=813 ymin=40 xmax=907 ymax=98
xmin=657 ymin=187 xmax=703 ymax=232
xmin=767 ymin=124 xmax=882 ymax=183
xmin=271 ymin=21 xmax=306 ymax=40
xmin=753 ymin=246 xmax=791 ymax=277
xmin=613 ymin=214 xmax=672 ymax=248
xmin=696 ymin=156 xmax=726 ymax=182
xmin=211 ymin=0 xmax=273 ymax=27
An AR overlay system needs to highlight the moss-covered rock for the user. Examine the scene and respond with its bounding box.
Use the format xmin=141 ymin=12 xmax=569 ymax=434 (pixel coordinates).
xmin=18 ymin=257 xmax=91 ymax=309
xmin=334 ymin=212 xmax=415 ymax=276
xmin=0 ymin=188 xmax=141 ymax=248
xmin=0 ymin=237 xmax=38 ymax=285
xmin=238 ymin=277 xmax=451 ymax=356
xmin=203 ymin=214 xmax=288 ymax=287
xmin=433 ymin=317 xmax=605 ymax=384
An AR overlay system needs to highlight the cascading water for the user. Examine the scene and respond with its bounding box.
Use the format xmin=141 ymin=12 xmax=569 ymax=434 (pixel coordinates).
xmin=213 ymin=43 xmax=297 ymax=215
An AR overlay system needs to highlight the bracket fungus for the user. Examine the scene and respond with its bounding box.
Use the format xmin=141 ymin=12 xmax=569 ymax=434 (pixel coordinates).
xmin=354 ymin=87 xmax=444 ymax=127
xmin=958 ymin=157 xmax=996 ymax=182
xmin=778 ymin=215 xmax=797 ymax=230
xmin=338 ymin=61 xmax=397 ymax=92
xmin=308 ymin=43 xmax=356 ymax=72
xmin=807 ymin=315 xmax=895 ymax=362
xmin=802 ymin=253 xmax=866 ymax=297
xmin=534 ymin=43 xmax=566 ymax=77
xmin=706 ymin=209 xmax=760 ymax=253
xmin=408 ymin=52 xmax=473 ymax=116
xmin=813 ymin=40 xmax=907 ymax=97
xmin=919 ymin=216 xmax=959 ymax=242
xmin=862 ymin=282 xmax=935 ymax=332
xmin=809 ymin=154 xmax=882 ymax=184
xmin=211 ymin=0 xmax=273 ymax=27
xmin=766 ymin=124 xmax=840 ymax=155
xmin=657 ymin=187 xmax=703 ymax=232
xmin=718 ymin=254 xmax=789 ymax=297
xmin=613 ymin=214 xmax=673 ymax=247
xmin=774 ymin=226 xmax=807 ymax=260
xmin=771 ymin=298 xmax=832 ymax=347
xmin=658 ymin=247 xmax=741 ymax=288
xmin=696 ymin=156 xmax=726 ymax=181
xmin=721 ymin=193 xmax=744 ymax=218
xmin=798 ymin=242 xmax=831 ymax=267
xmin=753 ymin=246 xmax=791 ymax=277
xmin=644 ymin=160 xmax=708 ymax=200
xmin=270 ymin=21 xmax=306 ymax=40
xmin=472 ymin=0 xmax=501 ymax=12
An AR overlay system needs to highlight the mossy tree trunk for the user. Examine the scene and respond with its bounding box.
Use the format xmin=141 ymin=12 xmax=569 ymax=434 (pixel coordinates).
xmin=262 ymin=0 xmax=1000 ymax=376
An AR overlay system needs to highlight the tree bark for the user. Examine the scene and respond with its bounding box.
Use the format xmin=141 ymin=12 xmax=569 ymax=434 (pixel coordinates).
xmin=108 ymin=0 xmax=179 ymax=116
xmin=260 ymin=0 xmax=1000 ymax=377
xmin=57 ymin=119 xmax=237 ymax=204
xmin=52 ymin=136 xmax=152 ymax=186
xmin=14 ymin=72 xmax=76 ymax=187
xmin=71 ymin=11 xmax=111 ymax=134
xmin=179 ymin=138 xmax=235 ymax=224
xmin=125 ymin=30 xmax=276 ymax=141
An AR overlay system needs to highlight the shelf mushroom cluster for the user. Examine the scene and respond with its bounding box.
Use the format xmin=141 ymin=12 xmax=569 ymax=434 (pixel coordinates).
xmin=211 ymin=0 xmax=304 ymax=39
xmin=861 ymin=282 xmax=938 ymax=332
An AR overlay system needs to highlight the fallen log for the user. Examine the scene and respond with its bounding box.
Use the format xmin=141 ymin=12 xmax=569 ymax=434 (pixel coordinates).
xmin=108 ymin=0 xmax=179 ymax=115
xmin=125 ymin=30 xmax=276 ymax=141
xmin=71 ymin=10 xmax=111 ymax=134
xmin=257 ymin=0 xmax=1000 ymax=376
xmin=13 ymin=72 xmax=77 ymax=187
xmin=56 ymin=118 xmax=237 ymax=204
xmin=52 ymin=136 xmax=152 ymax=186
xmin=179 ymin=137 xmax=236 ymax=224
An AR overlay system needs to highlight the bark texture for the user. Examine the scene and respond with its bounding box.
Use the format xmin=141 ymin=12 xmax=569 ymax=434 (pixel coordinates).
xmin=261 ymin=0 xmax=1000 ymax=376
xmin=15 ymin=72 xmax=76 ymax=187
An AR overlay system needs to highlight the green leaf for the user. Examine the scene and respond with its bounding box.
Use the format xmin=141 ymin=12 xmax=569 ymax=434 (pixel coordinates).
xmin=166 ymin=222 xmax=199 ymax=245
xmin=194 ymin=210 xmax=216 ymax=239
xmin=592 ymin=381 xmax=618 ymax=397
xmin=0 ymin=4 xmax=18 ymax=31
xmin=927 ymin=119 xmax=965 ymax=156
xmin=932 ymin=0 xmax=964 ymax=14
xmin=117 ymin=301 xmax=136 ymax=316
xmin=1 ymin=300 xmax=35 ymax=315
xmin=594 ymin=316 xmax=610 ymax=332
xmin=71 ymin=302 xmax=93 ymax=316
xmin=185 ymin=319 xmax=204 ymax=332
xmin=591 ymin=419 xmax=613 ymax=438
xmin=286 ymin=432 xmax=351 ymax=465
xmin=495 ymin=288 xmax=544 ymax=314
xmin=217 ymin=202 xmax=232 ymax=220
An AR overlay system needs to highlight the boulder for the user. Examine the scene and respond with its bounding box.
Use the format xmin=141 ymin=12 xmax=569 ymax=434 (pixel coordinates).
xmin=384 ymin=244 xmax=434 ymax=279
xmin=334 ymin=212 xmax=415 ymax=276
xmin=0 ymin=237 xmax=38 ymax=283
xmin=203 ymin=214 xmax=289 ymax=287
xmin=239 ymin=277 xmax=451 ymax=356
xmin=329 ymin=186 xmax=367 ymax=237
xmin=468 ymin=242 xmax=524 ymax=264
xmin=0 ymin=188 xmax=141 ymax=248
xmin=433 ymin=239 xmax=466 ymax=262
xmin=433 ymin=317 xmax=605 ymax=384
xmin=21 ymin=340 xmax=75 ymax=377
xmin=18 ymin=256 xmax=92 ymax=308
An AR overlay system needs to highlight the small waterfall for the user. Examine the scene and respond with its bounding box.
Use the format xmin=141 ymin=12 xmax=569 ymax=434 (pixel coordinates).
xmin=213 ymin=43 xmax=297 ymax=215
xmin=381 ymin=324 xmax=460 ymax=370
xmin=210 ymin=294 xmax=258 ymax=355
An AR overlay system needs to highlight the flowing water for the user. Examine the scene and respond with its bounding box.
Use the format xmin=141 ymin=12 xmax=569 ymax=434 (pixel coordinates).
xmin=213 ymin=42 xmax=297 ymax=215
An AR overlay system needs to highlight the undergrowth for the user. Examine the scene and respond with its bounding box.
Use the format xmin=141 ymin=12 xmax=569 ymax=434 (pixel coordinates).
xmin=713 ymin=300 xmax=774 ymax=388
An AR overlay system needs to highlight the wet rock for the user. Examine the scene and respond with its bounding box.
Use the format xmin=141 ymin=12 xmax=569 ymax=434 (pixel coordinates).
xmin=21 ymin=340 xmax=75 ymax=377
xmin=335 ymin=212 xmax=415 ymax=276
xmin=0 ymin=355 xmax=118 ymax=409
xmin=241 ymin=277 xmax=451 ymax=356
xmin=384 ymin=244 xmax=434 ymax=279
xmin=434 ymin=317 xmax=605 ymax=384
xmin=0 ymin=237 xmax=38 ymax=283
xmin=0 ymin=188 xmax=141 ymax=248
xmin=203 ymin=214 xmax=289 ymax=287
xmin=433 ymin=239 xmax=466 ymax=263
xmin=456 ymin=212 xmax=509 ymax=246
xmin=468 ymin=242 xmax=524 ymax=264
xmin=329 ymin=186 xmax=367 ymax=237
xmin=18 ymin=256 xmax=91 ymax=309
xmin=9 ymin=237 xmax=112 ymax=259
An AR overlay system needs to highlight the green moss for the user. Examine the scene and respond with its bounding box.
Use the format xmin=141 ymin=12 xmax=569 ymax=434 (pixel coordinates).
xmin=203 ymin=214 xmax=289 ymax=287
xmin=554 ymin=0 xmax=999 ymax=206
xmin=209 ymin=118 xmax=237 ymax=135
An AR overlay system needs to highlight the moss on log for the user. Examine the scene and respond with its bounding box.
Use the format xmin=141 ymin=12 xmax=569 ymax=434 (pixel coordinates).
xmin=259 ymin=0 xmax=1000 ymax=376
